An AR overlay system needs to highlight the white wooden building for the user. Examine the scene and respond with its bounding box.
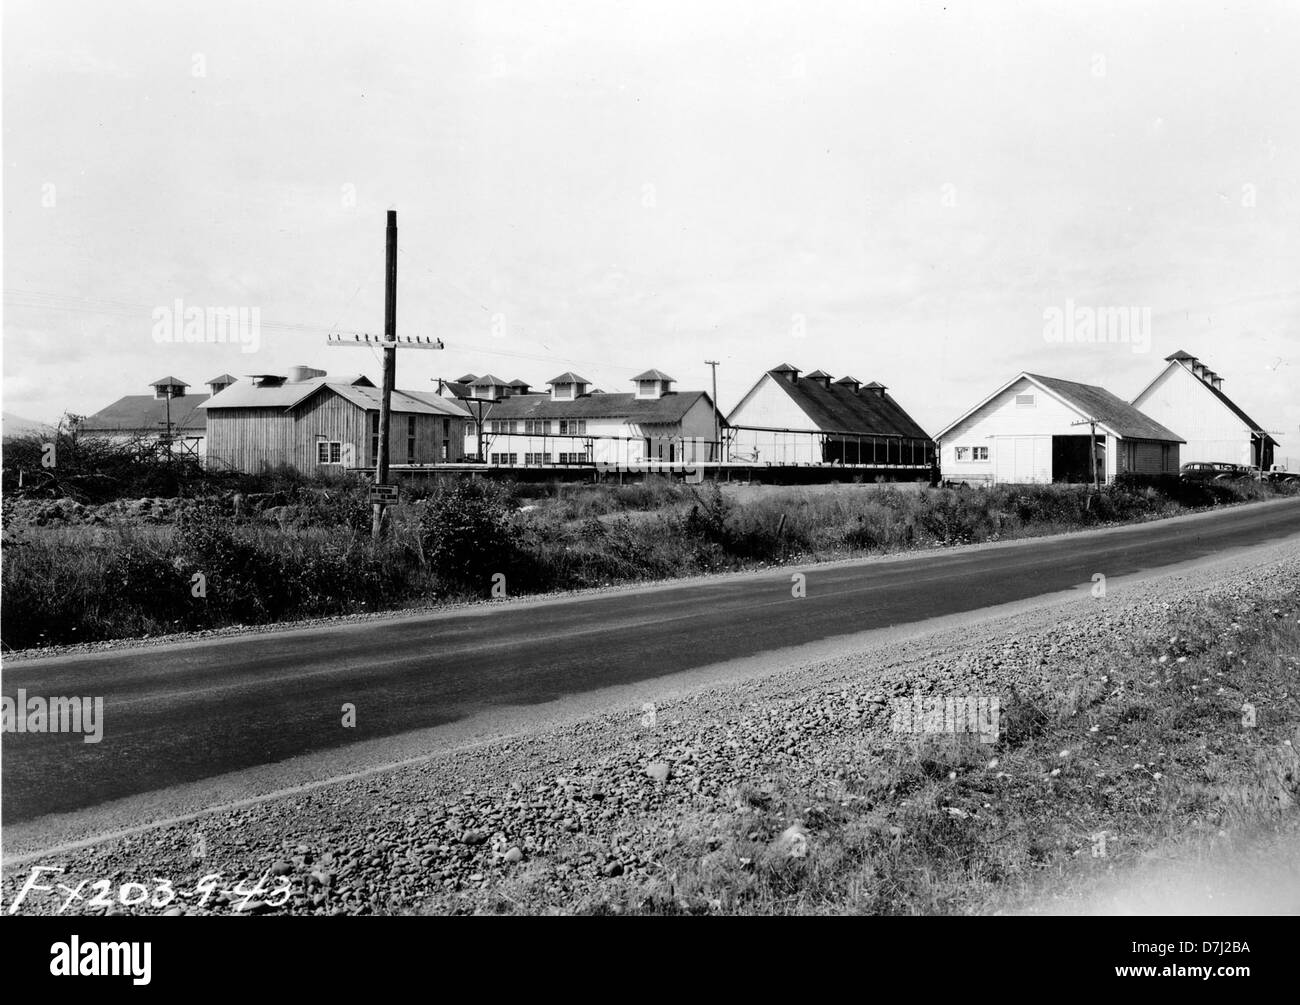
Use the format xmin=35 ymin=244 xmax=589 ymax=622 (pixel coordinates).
xmin=1131 ymin=350 xmax=1277 ymax=469
xmin=446 ymin=369 xmax=721 ymax=466
xmin=935 ymin=372 xmax=1183 ymax=486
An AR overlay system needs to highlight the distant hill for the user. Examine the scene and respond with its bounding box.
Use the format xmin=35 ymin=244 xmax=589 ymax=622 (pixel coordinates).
xmin=2 ymin=412 xmax=57 ymax=440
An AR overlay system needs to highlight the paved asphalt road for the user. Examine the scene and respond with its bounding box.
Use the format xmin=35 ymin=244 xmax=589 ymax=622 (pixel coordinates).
xmin=5 ymin=500 xmax=1300 ymax=822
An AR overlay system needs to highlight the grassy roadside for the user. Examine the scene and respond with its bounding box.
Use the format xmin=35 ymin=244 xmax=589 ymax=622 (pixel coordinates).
xmin=3 ymin=476 xmax=1296 ymax=651
xmin=487 ymin=578 xmax=1300 ymax=915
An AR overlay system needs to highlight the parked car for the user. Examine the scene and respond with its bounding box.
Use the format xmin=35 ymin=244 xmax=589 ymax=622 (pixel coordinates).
xmin=1180 ymin=462 xmax=1238 ymax=481
xmin=1265 ymin=464 xmax=1299 ymax=484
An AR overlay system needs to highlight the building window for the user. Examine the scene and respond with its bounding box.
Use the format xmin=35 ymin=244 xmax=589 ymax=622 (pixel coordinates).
xmin=1014 ymin=393 xmax=1035 ymax=407
xmin=972 ymin=446 xmax=989 ymax=461
xmin=318 ymin=440 xmax=344 ymax=465
xmin=558 ymin=419 xmax=587 ymax=435
xmin=954 ymin=446 xmax=970 ymax=461
xmin=524 ymin=452 xmax=552 ymax=465
xmin=370 ymin=413 xmax=379 ymax=464
xmin=490 ymin=453 xmax=519 ymax=465
xmin=407 ymin=416 xmax=416 ymax=463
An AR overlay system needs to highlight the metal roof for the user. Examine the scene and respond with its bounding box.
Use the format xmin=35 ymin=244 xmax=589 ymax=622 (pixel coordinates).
xmin=547 ymin=371 xmax=590 ymax=385
xmin=632 ymin=369 xmax=675 ymax=382
xmin=200 ymin=378 xmax=468 ymax=417
xmin=150 ymin=376 xmax=190 ymax=387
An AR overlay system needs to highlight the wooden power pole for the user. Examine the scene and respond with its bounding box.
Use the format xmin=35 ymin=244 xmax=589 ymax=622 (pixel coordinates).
xmin=1071 ymin=417 xmax=1102 ymax=489
xmin=375 ymin=210 xmax=398 ymax=537
xmin=326 ymin=210 xmax=444 ymax=538
xmin=704 ymin=359 xmax=720 ymax=462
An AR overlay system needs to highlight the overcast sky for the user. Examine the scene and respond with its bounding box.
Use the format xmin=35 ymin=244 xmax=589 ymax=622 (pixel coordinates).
xmin=4 ymin=0 xmax=1298 ymax=457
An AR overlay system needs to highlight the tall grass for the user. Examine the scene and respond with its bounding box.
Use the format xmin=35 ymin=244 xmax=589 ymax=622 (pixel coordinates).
xmin=3 ymin=476 xmax=1294 ymax=649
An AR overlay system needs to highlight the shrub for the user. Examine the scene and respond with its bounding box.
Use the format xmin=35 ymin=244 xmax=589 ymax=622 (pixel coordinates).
xmin=419 ymin=480 xmax=522 ymax=595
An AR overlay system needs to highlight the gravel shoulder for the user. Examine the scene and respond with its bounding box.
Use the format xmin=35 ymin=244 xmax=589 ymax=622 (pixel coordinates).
xmin=4 ymin=531 xmax=1298 ymax=915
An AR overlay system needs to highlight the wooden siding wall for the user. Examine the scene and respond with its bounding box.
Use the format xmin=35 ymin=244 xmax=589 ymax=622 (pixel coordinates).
xmin=297 ymin=394 xmax=466 ymax=468
xmin=206 ymin=408 xmax=297 ymax=472
xmin=1133 ymin=365 xmax=1249 ymax=465
xmin=208 ymin=390 xmax=470 ymax=473
xmin=296 ymin=392 xmax=372 ymax=467
xmin=373 ymin=412 xmax=466 ymax=465
xmin=1118 ymin=438 xmax=1180 ymax=476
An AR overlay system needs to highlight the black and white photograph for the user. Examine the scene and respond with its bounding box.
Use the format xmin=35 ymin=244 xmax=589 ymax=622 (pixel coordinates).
xmin=1 ymin=0 xmax=1297 ymax=974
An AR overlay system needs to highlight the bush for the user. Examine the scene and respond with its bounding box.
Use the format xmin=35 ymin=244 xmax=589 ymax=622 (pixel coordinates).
xmin=419 ymin=480 xmax=522 ymax=595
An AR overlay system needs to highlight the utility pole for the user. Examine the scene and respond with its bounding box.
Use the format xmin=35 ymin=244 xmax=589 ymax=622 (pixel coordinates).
xmin=326 ymin=210 xmax=444 ymax=538
xmin=1254 ymin=427 xmax=1284 ymax=476
xmin=454 ymin=393 xmax=499 ymax=463
xmin=705 ymin=359 xmax=720 ymax=463
xmin=375 ymin=210 xmax=398 ymax=537
xmin=1071 ymin=417 xmax=1102 ymax=489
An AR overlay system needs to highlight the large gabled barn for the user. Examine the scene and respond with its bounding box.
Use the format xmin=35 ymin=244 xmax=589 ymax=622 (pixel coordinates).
xmin=1132 ymin=350 xmax=1277 ymax=469
xmin=725 ymin=364 xmax=933 ymax=469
